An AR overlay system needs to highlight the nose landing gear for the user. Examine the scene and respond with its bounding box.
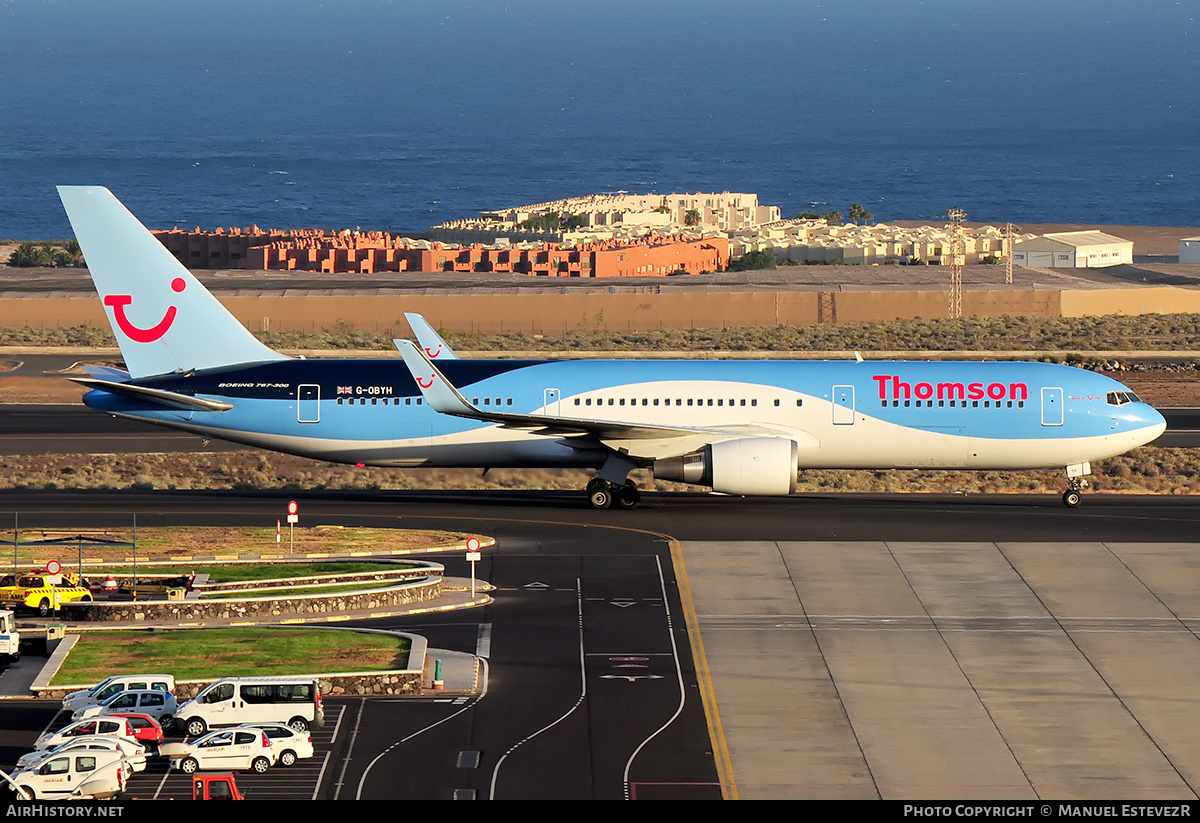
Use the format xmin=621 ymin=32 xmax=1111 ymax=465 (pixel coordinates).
xmin=1062 ymin=462 xmax=1091 ymax=508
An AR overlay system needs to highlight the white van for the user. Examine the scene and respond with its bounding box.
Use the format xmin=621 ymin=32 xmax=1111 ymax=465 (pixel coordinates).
xmin=0 ymin=609 xmax=18 ymax=662
xmin=72 ymin=688 xmax=177 ymax=726
xmin=177 ymin=677 xmax=324 ymax=737
xmin=9 ymin=749 xmax=128 ymax=800
xmin=61 ymin=673 xmax=176 ymax=713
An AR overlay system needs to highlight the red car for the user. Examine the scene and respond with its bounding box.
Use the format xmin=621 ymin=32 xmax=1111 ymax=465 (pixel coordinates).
xmin=108 ymin=712 xmax=164 ymax=750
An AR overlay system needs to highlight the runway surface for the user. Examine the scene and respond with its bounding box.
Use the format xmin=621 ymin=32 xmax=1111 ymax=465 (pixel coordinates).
xmin=3 ymin=490 xmax=1200 ymax=799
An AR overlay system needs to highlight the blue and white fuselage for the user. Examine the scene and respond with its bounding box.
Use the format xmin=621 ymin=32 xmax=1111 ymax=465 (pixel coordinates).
xmin=59 ymin=186 xmax=1166 ymax=509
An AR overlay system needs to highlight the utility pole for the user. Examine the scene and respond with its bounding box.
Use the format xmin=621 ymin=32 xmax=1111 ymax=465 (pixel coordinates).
xmin=1004 ymin=222 xmax=1018 ymax=285
xmin=947 ymin=208 xmax=966 ymax=319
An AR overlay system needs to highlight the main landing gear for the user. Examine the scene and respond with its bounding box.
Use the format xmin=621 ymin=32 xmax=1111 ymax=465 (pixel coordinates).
xmin=586 ymin=478 xmax=640 ymax=510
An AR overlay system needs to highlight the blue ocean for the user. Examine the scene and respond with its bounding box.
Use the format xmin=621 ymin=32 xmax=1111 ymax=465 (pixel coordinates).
xmin=1 ymin=0 xmax=1197 ymax=239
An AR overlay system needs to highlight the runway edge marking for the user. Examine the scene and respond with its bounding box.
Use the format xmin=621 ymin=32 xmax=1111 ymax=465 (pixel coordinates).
xmin=669 ymin=537 xmax=738 ymax=801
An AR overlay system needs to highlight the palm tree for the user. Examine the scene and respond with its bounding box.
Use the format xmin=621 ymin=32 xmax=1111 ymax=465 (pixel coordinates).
xmin=684 ymin=209 xmax=702 ymax=227
xmin=60 ymin=239 xmax=85 ymax=267
xmin=8 ymin=242 xmax=50 ymax=267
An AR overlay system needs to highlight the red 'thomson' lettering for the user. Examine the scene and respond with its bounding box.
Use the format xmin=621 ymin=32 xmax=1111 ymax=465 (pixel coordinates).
xmin=872 ymin=375 xmax=1028 ymax=402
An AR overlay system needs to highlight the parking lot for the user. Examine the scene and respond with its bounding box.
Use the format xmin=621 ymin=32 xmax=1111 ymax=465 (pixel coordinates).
xmin=11 ymin=702 xmax=349 ymax=801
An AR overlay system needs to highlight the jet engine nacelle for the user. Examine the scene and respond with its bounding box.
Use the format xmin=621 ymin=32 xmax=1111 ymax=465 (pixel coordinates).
xmin=653 ymin=437 xmax=799 ymax=496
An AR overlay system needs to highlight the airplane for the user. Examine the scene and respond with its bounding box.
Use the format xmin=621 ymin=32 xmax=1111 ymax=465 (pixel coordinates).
xmin=57 ymin=186 xmax=1167 ymax=510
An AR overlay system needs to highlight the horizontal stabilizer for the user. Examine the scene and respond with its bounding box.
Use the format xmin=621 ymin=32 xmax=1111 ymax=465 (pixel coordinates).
xmin=81 ymin=365 xmax=131 ymax=381
xmin=69 ymin=377 xmax=233 ymax=412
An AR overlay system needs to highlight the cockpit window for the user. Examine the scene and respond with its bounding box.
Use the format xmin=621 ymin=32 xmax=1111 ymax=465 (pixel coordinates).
xmin=1107 ymin=391 xmax=1141 ymax=406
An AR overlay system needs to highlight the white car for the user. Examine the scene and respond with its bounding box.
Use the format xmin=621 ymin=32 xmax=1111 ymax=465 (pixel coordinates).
xmin=35 ymin=717 xmax=135 ymax=750
xmin=159 ymin=728 xmax=276 ymax=774
xmin=239 ymin=723 xmax=314 ymax=767
xmin=61 ymin=674 xmax=176 ymax=713
xmin=72 ymin=688 xmax=177 ymax=727
xmin=16 ymin=736 xmax=147 ymax=773
xmin=9 ymin=749 xmax=128 ymax=800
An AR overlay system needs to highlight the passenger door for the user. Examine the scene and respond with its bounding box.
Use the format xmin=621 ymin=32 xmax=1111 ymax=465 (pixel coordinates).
xmin=297 ymin=384 xmax=320 ymax=423
xmin=1042 ymin=387 xmax=1064 ymax=426
xmin=833 ymin=385 xmax=855 ymax=425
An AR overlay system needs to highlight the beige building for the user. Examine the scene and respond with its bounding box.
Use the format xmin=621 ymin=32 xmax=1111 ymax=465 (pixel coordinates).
xmin=730 ymin=220 xmax=1022 ymax=266
xmin=431 ymin=191 xmax=779 ymax=244
xmin=1012 ymin=231 xmax=1133 ymax=268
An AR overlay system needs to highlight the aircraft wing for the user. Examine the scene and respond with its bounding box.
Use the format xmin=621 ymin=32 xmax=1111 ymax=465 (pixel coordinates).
xmin=394 ymin=340 xmax=817 ymax=458
xmin=399 ymin=313 xmax=459 ymax=360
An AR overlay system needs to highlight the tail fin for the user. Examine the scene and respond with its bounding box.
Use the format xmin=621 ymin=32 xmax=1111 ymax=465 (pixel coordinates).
xmin=58 ymin=186 xmax=288 ymax=378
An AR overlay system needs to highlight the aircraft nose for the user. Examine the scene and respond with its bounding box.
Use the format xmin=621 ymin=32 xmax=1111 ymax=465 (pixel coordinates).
xmin=1137 ymin=404 xmax=1167 ymax=438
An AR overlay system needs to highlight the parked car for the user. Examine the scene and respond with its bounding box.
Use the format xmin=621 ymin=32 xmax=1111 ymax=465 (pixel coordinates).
xmin=61 ymin=673 xmax=176 ymax=713
xmin=106 ymin=713 xmax=164 ymax=751
xmin=16 ymin=736 xmax=147 ymax=774
xmin=35 ymin=717 xmax=136 ymax=750
xmin=8 ymin=749 xmax=128 ymax=800
xmin=177 ymin=677 xmax=324 ymax=737
xmin=160 ymin=728 xmax=275 ymax=774
xmin=73 ymin=688 xmax=177 ymax=727
xmin=238 ymin=723 xmax=313 ymax=767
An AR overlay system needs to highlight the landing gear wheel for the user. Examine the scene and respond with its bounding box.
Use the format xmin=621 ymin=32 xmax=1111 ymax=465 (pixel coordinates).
xmin=615 ymin=483 xmax=640 ymax=510
xmin=1063 ymin=489 xmax=1082 ymax=508
xmin=588 ymin=485 xmax=613 ymax=510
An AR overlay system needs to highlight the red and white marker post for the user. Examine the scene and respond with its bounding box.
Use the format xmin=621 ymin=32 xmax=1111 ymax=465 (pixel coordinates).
xmin=286 ymin=501 xmax=298 ymax=554
xmin=465 ymin=537 xmax=481 ymax=598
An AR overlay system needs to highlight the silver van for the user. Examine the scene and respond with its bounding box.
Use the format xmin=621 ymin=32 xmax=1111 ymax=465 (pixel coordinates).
xmin=177 ymin=677 xmax=324 ymax=737
xmin=61 ymin=673 xmax=176 ymax=713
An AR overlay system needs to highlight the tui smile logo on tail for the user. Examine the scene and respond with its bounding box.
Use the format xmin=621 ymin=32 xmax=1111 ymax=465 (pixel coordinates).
xmin=104 ymin=277 xmax=186 ymax=343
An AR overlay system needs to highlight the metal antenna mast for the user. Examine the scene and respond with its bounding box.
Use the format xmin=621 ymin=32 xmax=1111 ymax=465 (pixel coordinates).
xmin=1004 ymin=222 xmax=1018 ymax=285
xmin=947 ymin=208 xmax=966 ymax=318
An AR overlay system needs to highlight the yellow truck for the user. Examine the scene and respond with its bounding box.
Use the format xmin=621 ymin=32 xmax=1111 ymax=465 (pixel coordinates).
xmin=0 ymin=574 xmax=93 ymax=617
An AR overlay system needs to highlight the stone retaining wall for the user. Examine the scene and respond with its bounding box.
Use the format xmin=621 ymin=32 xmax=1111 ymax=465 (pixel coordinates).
xmin=58 ymin=575 xmax=442 ymax=622
xmin=37 ymin=671 xmax=424 ymax=702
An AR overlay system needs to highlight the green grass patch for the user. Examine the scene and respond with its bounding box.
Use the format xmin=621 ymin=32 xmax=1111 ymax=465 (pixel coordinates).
xmin=52 ymin=628 xmax=410 ymax=685
xmin=110 ymin=561 xmax=419 ymax=585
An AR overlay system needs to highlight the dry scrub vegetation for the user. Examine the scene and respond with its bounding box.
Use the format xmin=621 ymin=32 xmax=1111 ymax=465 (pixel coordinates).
xmin=7 ymin=313 xmax=1200 ymax=353
xmin=0 ymin=448 xmax=1195 ymax=496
